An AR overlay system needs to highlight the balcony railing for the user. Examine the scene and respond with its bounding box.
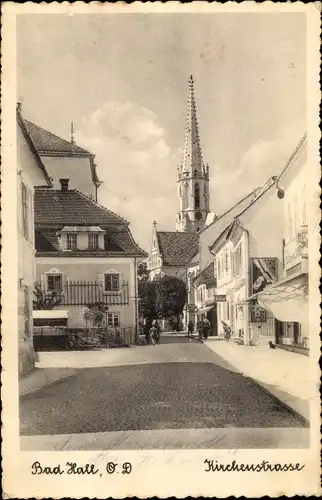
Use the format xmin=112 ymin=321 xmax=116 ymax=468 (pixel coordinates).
xmin=34 ymin=281 xmax=129 ymax=307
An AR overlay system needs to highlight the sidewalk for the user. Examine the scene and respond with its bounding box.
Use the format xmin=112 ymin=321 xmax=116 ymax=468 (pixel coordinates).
xmin=204 ymin=340 xmax=312 ymax=421
xmin=20 ymin=367 xmax=80 ymax=397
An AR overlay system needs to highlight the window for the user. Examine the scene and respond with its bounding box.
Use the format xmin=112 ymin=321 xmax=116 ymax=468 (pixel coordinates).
xmin=194 ymin=183 xmax=200 ymax=209
xmin=89 ymin=233 xmax=99 ymax=251
xmin=107 ymin=312 xmax=120 ymax=327
xmin=293 ymin=195 xmax=298 ymax=235
xmin=233 ymin=244 xmax=243 ymax=276
xmin=104 ymin=273 xmax=120 ymax=292
xmin=183 ymin=182 xmax=189 ymax=210
xmin=302 ymin=186 xmax=307 ymax=225
xmin=21 ymin=182 xmax=29 ymax=240
xmin=224 ymin=251 xmax=229 ymax=273
xmin=24 ymin=285 xmax=30 ymax=336
xmin=66 ymin=233 xmax=77 ymax=250
xmin=287 ymin=202 xmax=293 ymax=241
xmin=47 ymin=274 xmax=63 ymax=292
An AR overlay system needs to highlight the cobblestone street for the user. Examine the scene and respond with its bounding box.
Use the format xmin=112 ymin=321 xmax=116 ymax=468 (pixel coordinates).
xmin=20 ymin=336 xmax=307 ymax=442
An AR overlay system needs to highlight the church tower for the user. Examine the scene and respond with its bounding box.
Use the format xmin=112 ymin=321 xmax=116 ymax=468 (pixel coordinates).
xmin=176 ymin=75 xmax=210 ymax=233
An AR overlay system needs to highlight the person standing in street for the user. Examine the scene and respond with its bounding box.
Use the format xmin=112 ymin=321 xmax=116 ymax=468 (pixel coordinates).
xmin=202 ymin=317 xmax=211 ymax=340
xmin=197 ymin=320 xmax=203 ymax=341
xmin=187 ymin=320 xmax=194 ymax=337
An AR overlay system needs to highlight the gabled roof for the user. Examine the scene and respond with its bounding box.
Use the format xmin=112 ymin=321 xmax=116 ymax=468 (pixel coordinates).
xmin=17 ymin=108 xmax=52 ymax=187
xmin=210 ymin=177 xmax=277 ymax=253
xmin=276 ymin=133 xmax=307 ymax=184
xmin=198 ymin=186 xmax=261 ymax=235
xmin=34 ymin=189 xmax=128 ymax=226
xmin=24 ymin=120 xmax=92 ymax=156
xmin=156 ymin=231 xmax=199 ymax=266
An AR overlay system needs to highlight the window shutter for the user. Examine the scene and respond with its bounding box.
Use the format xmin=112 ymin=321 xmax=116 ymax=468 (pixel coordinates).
xmin=40 ymin=274 xmax=46 ymax=291
xmin=63 ymin=274 xmax=69 ymax=291
xmin=98 ymin=274 xmax=105 ymax=289
xmin=28 ymin=188 xmax=33 ymax=245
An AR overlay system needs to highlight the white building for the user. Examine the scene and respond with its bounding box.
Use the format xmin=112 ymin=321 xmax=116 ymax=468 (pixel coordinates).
xmin=210 ymin=176 xmax=284 ymax=345
xmin=17 ymin=104 xmax=53 ymax=375
xmin=251 ymin=134 xmax=309 ymax=354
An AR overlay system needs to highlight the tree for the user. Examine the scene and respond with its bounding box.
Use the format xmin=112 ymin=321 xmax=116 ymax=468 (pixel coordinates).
xmin=137 ymin=261 xmax=150 ymax=282
xmin=138 ymin=280 xmax=156 ymax=321
xmin=154 ymin=275 xmax=187 ymax=319
xmin=33 ymin=284 xmax=63 ymax=310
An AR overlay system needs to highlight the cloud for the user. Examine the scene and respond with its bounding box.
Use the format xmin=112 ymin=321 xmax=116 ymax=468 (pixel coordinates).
xmin=210 ymin=124 xmax=305 ymax=216
xmin=76 ymin=101 xmax=181 ymax=251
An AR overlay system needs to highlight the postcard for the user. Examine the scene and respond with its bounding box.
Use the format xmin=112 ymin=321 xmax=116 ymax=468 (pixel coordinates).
xmin=2 ymin=2 xmax=321 ymax=497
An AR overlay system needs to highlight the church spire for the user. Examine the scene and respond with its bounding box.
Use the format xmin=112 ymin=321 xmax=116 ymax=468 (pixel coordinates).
xmin=70 ymin=121 xmax=75 ymax=144
xmin=181 ymin=75 xmax=204 ymax=173
xmin=176 ymin=76 xmax=210 ymax=233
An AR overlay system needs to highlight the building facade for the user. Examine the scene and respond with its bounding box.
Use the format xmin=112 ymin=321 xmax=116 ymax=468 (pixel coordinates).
xmin=148 ymin=222 xmax=199 ymax=282
xmin=34 ymin=181 xmax=147 ymax=341
xmin=252 ymin=134 xmax=309 ymax=354
xmin=17 ymin=105 xmax=53 ymax=375
xmin=210 ymin=177 xmax=284 ymax=345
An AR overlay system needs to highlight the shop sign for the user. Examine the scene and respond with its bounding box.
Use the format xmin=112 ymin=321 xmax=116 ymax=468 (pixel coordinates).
xmin=249 ymin=258 xmax=278 ymax=295
xmin=250 ymin=302 xmax=266 ymax=323
xmin=214 ymin=295 xmax=226 ymax=302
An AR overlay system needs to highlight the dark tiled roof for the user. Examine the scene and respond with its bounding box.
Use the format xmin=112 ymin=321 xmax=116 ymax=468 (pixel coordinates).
xmin=35 ymin=230 xmax=60 ymax=251
xmin=35 ymin=229 xmax=146 ymax=257
xmin=17 ymin=109 xmax=52 ymax=187
xmin=35 ymin=189 xmax=127 ymax=226
xmin=157 ymin=231 xmax=199 ymax=266
xmin=105 ymin=232 xmax=147 ymax=256
xmin=24 ymin=120 xmax=92 ymax=156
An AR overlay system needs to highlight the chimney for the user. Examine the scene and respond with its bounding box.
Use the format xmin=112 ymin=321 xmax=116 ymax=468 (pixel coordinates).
xmin=60 ymin=179 xmax=69 ymax=192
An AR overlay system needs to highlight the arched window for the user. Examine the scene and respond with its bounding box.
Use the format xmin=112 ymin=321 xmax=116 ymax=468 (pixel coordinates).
xmin=194 ymin=183 xmax=200 ymax=209
xmin=183 ymin=182 xmax=189 ymax=210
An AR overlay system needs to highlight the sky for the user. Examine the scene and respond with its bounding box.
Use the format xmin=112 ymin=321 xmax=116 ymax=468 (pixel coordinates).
xmin=17 ymin=13 xmax=306 ymax=251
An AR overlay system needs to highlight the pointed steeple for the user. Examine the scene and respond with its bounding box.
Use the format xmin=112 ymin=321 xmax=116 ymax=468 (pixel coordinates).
xmin=181 ymin=75 xmax=204 ymax=173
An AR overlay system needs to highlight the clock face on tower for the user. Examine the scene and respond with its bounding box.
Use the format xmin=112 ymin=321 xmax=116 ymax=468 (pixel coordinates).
xmin=195 ymin=211 xmax=202 ymax=221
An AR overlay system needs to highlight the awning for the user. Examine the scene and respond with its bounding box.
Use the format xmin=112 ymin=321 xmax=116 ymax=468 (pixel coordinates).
xmin=197 ymin=305 xmax=214 ymax=315
xmin=244 ymin=272 xmax=309 ymax=326
xmin=33 ymin=310 xmax=69 ymax=319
